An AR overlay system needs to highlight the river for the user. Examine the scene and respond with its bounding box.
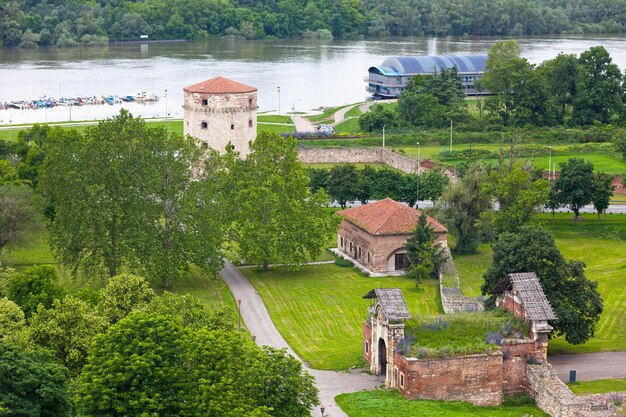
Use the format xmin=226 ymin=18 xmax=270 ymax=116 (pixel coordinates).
xmin=1 ymin=35 xmax=626 ymax=124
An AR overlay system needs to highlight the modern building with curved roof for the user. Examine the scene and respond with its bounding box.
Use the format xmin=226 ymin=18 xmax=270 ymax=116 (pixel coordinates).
xmin=365 ymin=55 xmax=488 ymax=98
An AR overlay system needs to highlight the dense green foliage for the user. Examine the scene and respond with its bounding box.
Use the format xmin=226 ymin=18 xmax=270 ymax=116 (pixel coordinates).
xmin=0 ymin=343 xmax=71 ymax=417
xmin=4 ymin=0 xmax=626 ymax=48
xmin=7 ymin=265 xmax=65 ymax=318
xmin=403 ymin=212 xmax=444 ymax=286
xmin=482 ymin=225 xmax=603 ymax=345
xmin=400 ymin=311 xmax=528 ymax=357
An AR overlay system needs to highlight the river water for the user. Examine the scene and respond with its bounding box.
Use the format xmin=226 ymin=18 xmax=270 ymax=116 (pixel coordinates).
xmin=1 ymin=35 xmax=626 ymax=124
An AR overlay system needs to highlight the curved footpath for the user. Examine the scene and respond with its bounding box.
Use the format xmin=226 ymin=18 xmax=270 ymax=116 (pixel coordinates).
xmin=220 ymin=262 xmax=381 ymax=417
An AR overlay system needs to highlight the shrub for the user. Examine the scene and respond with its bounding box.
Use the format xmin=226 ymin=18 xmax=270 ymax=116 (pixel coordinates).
xmin=334 ymin=257 xmax=353 ymax=268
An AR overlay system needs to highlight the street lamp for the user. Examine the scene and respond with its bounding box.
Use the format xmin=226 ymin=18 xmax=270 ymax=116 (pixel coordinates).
xmin=237 ymin=299 xmax=242 ymax=331
xmin=320 ymin=405 xmax=325 ymax=416
xmin=164 ymin=89 xmax=169 ymax=134
xmin=277 ymin=86 xmax=281 ymax=115
xmin=416 ymin=141 xmax=420 ymax=209
xmin=382 ymin=125 xmax=386 ymax=148
xmin=548 ymin=146 xmax=552 ymax=180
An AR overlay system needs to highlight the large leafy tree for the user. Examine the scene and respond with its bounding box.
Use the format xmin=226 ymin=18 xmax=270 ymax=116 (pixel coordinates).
xmin=0 ymin=184 xmax=37 ymax=252
xmin=7 ymin=265 xmax=65 ymax=318
xmin=0 ymin=297 xmax=29 ymax=346
xmin=404 ymin=212 xmax=444 ymax=288
xmin=483 ymin=164 xmax=549 ymax=235
xmin=29 ymin=295 xmax=109 ymax=376
xmin=482 ymin=225 xmax=603 ymax=345
xmin=0 ymin=344 xmax=71 ymax=417
xmin=437 ymin=165 xmax=491 ymax=254
xmin=419 ymin=168 xmax=450 ymax=205
xmin=552 ymin=158 xmax=595 ymax=221
xmin=478 ymin=40 xmax=533 ymax=123
xmin=97 ymin=274 xmax=155 ymax=325
xmin=537 ymin=53 xmax=579 ymax=122
xmin=572 ymin=46 xmax=624 ymax=125
xmin=358 ymin=104 xmax=399 ymax=132
xmin=226 ymin=132 xmax=340 ymax=271
xmin=328 ymin=164 xmax=361 ymax=208
xmin=591 ymin=172 xmax=615 ymax=220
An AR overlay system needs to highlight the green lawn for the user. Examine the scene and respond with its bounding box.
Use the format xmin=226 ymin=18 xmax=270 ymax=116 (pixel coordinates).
xmin=453 ymin=212 xmax=626 ymax=354
xmin=335 ymin=117 xmax=361 ymax=134
xmin=243 ymin=263 xmax=442 ymax=370
xmin=345 ymin=105 xmax=362 ymax=118
xmin=307 ymin=105 xmax=349 ymax=123
xmin=567 ymin=378 xmax=626 ymax=395
xmin=336 ymin=391 xmax=550 ymax=417
xmin=257 ymin=115 xmax=293 ymax=124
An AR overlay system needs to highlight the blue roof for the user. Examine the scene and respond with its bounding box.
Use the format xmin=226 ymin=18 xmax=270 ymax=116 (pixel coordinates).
xmin=368 ymin=66 xmax=402 ymax=76
xmin=379 ymin=55 xmax=487 ymax=75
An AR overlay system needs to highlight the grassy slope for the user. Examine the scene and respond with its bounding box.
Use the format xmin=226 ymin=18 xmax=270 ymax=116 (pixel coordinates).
xmin=453 ymin=212 xmax=626 ymax=354
xmin=567 ymin=378 xmax=626 ymax=395
xmin=335 ymin=117 xmax=361 ymax=134
xmin=336 ymin=391 xmax=549 ymax=417
xmin=243 ymin=263 xmax=441 ymax=370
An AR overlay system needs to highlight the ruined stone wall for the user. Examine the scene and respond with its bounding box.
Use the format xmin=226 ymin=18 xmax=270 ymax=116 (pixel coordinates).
xmin=184 ymin=90 xmax=257 ymax=157
xmin=394 ymin=352 xmax=504 ymax=406
xmin=297 ymin=147 xmax=419 ymax=174
xmin=526 ymin=363 xmax=582 ymax=417
xmin=363 ymin=321 xmax=372 ymax=364
xmin=501 ymin=339 xmax=537 ymax=394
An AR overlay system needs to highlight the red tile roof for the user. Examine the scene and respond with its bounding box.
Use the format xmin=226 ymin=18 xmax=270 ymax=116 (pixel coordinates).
xmin=183 ymin=76 xmax=257 ymax=94
xmin=338 ymin=198 xmax=447 ymax=235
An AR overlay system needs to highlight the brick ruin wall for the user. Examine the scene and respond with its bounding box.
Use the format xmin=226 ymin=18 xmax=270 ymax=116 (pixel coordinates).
xmin=363 ymin=321 xmax=372 ymax=364
xmin=297 ymin=147 xmax=419 ymax=174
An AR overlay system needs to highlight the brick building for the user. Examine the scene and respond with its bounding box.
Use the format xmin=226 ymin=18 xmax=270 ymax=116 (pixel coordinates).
xmin=337 ymin=198 xmax=447 ymax=274
xmin=183 ymin=76 xmax=257 ymax=157
xmin=363 ymin=272 xmax=557 ymax=407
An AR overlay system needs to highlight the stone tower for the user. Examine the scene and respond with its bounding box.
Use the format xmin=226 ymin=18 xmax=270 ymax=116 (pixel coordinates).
xmin=183 ymin=76 xmax=258 ymax=157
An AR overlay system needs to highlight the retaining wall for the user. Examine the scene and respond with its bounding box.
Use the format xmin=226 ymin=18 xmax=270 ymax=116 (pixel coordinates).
xmin=297 ymin=147 xmax=419 ymax=174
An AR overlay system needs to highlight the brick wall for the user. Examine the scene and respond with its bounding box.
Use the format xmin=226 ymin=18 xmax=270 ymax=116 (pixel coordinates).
xmin=501 ymin=339 xmax=537 ymax=394
xmin=394 ymin=352 xmax=504 ymax=406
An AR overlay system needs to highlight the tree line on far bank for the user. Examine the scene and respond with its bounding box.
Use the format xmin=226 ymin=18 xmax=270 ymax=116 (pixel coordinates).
xmin=3 ymin=0 xmax=626 ymax=48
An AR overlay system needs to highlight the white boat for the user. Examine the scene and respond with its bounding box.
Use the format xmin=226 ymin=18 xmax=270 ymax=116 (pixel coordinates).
xmin=134 ymin=91 xmax=158 ymax=102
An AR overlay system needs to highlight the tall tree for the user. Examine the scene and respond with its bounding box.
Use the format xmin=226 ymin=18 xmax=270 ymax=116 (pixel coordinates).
xmin=552 ymin=158 xmax=595 ymax=222
xmin=537 ymin=53 xmax=579 ymax=122
xmin=404 ymin=212 xmax=444 ymax=288
xmin=226 ymin=132 xmax=340 ymax=271
xmin=437 ymin=165 xmax=491 ymax=254
xmin=0 ymin=344 xmax=71 ymax=417
xmin=0 ymin=185 xmax=37 ymax=252
xmin=419 ymin=168 xmax=450 ymax=205
xmin=328 ymin=164 xmax=361 ymax=209
xmin=591 ymin=172 xmax=614 ymax=221
xmin=478 ymin=40 xmax=533 ymax=123
xmin=97 ymin=274 xmax=155 ymax=325
xmin=482 ymin=225 xmax=603 ymax=345
xmin=572 ymin=46 xmax=624 ymax=125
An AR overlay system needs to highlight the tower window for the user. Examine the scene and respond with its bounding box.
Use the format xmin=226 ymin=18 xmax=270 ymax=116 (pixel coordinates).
xmin=201 ymin=122 xmax=208 ymax=129
xmin=248 ymin=119 xmax=253 ymax=128
xmin=231 ymin=123 xmax=235 ymax=130
xmin=248 ymin=98 xmax=253 ymax=106
xmin=202 ymin=99 xmax=208 ymax=106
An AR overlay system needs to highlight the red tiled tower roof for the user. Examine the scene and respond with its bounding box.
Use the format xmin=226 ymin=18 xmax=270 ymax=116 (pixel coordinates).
xmin=183 ymin=76 xmax=257 ymax=94
xmin=338 ymin=198 xmax=447 ymax=235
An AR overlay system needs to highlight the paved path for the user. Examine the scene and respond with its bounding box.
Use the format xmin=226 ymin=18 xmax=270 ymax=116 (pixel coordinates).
xmin=549 ymin=352 xmax=626 ymax=382
xmin=220 ymin=262 xmax=381 ymax=417
xmin=292 ymin=115 xmax=316 ymax=133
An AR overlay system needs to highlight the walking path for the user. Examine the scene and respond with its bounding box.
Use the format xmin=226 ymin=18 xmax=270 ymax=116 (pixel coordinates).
xmin=220 ymin=262 xmax=381 ymax=417
xmin=549 ymin=352 xmax=626 ymax=382
xmin=292 ymin=115 xmax=316 ymax=133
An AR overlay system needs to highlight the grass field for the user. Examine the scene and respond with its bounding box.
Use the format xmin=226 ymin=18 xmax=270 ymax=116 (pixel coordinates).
xmin=307 ymin=105 xmax=349 ymax=123
xmin=335 ymin=117 xmax=361 ymax=134
xmin=243 ymin=263 xmax=442 ymax=370
xmin=567 ymin=378 xmax=626 ymax=395
xmin=257 ymin=115 xmax=293 ymax=124
xmin=452 ymin=212 xmax=626 ymax=354
xmin=335 ymin=391 xmax=550 ymax=417
xmin=344 ymin=105 xmax=362 ymax=118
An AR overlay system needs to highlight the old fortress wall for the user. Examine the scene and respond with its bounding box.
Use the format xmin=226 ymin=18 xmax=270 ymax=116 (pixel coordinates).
xmin=297 ymin=147 xmax=420 ymax=174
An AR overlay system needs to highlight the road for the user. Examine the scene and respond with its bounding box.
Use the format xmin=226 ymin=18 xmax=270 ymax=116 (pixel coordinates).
xmin=549 ymin=352 xmax=626 ymax=382
xmin=220 ymin=262 xmax=381 ymax=417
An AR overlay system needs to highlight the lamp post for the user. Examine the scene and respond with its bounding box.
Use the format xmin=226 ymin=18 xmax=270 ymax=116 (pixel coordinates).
xmin=164 ymin=89 xmax=169 ymax=134
xmin=277 ymin=86 xmax=281 ymax=115
xmin=382 ymin=125 xmax=385 ymax=148
xmin=548 ymin=146 xmax=552 ymax=180
xmin=416 ymin=141 xmax=420 ymax=208
xmin=320 ymin=405 xmax=325 ymax=416
xmin=237 ymin=299 xmax=242 ymax=331
xmin=449 ymin=119 xmax=453 ymax=152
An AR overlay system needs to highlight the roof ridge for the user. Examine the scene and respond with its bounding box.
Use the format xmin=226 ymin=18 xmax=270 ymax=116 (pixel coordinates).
xmin=374 ymin=201 xmax=403 ymax=235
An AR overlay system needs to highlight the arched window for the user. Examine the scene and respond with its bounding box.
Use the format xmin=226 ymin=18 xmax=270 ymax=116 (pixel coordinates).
xmin=249 ymin=119 xmax=253 ymax=128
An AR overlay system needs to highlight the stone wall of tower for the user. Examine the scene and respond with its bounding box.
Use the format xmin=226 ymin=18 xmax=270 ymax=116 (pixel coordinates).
xmin=183 ymin=90 xmax=257 ymax=157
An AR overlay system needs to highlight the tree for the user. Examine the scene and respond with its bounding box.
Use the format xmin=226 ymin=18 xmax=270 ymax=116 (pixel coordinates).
xmin=478 ymin=40 xmax=533 ymax=123
xmin=0 ymin=297 xmax=29 ymax=346
xmin=358 ymin=104 xmax=399 ymax=132
xmin=513 ymin=70 xmax=560 ymax=126
xmin=615 ymin=131 xmax=626 ymax=159
xmin=97 ymin=274 xmax=155 ymax=325
xmin=419 ymin=168 xmax=449 ymax=205
xmin=29 ymin=295 xmax=109 ymax=376
xmin=328 ymin=164 xmax=361 ymax=208
xmin=308 ymin=168 xmax=329 ymax=193
xmin=437 ymin=165 xmax=491 ymax=254
xmin=226 ymin=132 xmax=340 ymax=271
xmin=482 ymin=225 xmax=603 ymax=345
xmin=537 ymin=53 xmax=579 ymax=122
xmin=591 ymin=172 xmax=614 ymax=220
xmin=404 ymin=212 xmax=444 ymax=288
xmin=483 ymin=164 xmax=549 ymax=235
xmin=0 ymin=344 xmax=71 ymax=417
xmin=572 ymin=46 xmax=624 ymax=125
xmin=146 ymin=292 xmax=235 ymax=331
xmin=552 ymin=158 xmax=595 ymax=221
xmin=7 ymin=265 xmax=65 ymax=318
xmin=0 ymin=185 xmax=37 ymax=252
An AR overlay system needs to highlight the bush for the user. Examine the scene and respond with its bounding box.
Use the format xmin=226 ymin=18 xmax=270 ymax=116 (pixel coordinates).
xmin=334 ymin=257 xmax=354 ymax=268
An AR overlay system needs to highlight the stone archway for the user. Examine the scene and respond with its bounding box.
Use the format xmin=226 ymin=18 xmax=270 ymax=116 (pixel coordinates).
xmin=378 ymin=338 xmax=387 ymax=376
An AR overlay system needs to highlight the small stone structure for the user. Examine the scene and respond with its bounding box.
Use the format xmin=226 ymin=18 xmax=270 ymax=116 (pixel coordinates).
xmin=362 ymin=272 xmax=558 ymax=408
xmin=183 ymin=76 xmax=258 ymax=157
xmin=298 ymin=147 xmax=420 ymax=174
xmin=337 ymin=198 xmax=447 ymax=275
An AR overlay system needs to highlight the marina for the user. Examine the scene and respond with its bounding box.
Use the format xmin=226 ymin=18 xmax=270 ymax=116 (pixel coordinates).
xmin=1 ymin=92 xmax=158 ymax=111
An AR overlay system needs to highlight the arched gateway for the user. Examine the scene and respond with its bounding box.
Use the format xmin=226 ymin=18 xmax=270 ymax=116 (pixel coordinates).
xmin=363 ymin=288 xmax=410 ymax=387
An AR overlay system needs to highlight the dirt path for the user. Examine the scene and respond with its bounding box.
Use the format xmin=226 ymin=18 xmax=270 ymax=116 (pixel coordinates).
xmin=292 ymin=115 xmax=316 ymax=133
xmin=220 ymin=262 xmax=381 ymax=417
